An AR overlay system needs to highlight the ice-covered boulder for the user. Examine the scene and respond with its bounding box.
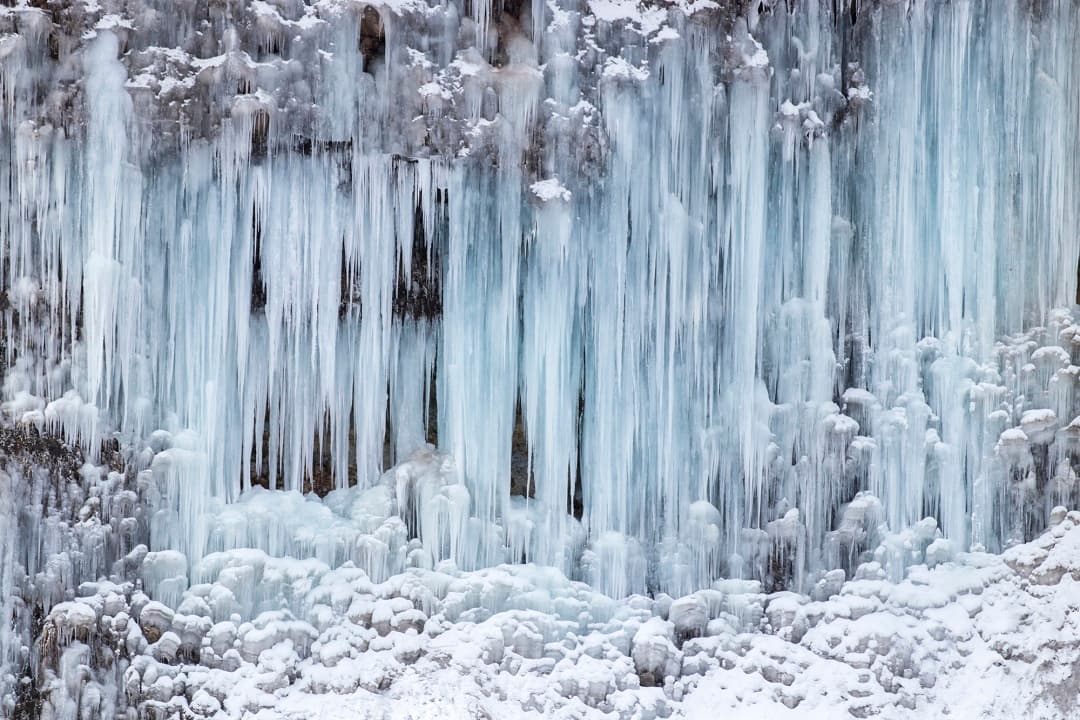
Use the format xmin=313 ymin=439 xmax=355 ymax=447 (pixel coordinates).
xmin=631 ymin=617 xmax=681 ymax=685
xmin=669 ymin=594 xmax=708 ymax=641
xmin=138 ymin=601 xmax=174 ymax=643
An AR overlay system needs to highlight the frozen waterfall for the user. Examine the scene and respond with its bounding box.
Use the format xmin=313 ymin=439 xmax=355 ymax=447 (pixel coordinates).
xmin=1 ymin=0 xmax=1080 ymax=716
xmin=3 ymin=0 xmax=1080 ymax=594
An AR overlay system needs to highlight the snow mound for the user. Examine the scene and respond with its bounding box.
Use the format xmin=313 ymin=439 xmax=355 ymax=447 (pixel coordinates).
xmin=27 ymin=508 xmax=1080 ymax=720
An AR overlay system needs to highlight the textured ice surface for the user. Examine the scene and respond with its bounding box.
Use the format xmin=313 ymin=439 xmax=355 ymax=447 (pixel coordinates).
xmin=9 ymin=443 xmax=1080 ymax=719
xmin=1 ymin=0 xmax=1080 ymax=716
xmin=1 ymin=0 xmax=1078 ymax=597
xmin=0 ymin=424 xmax=1079 ymax=718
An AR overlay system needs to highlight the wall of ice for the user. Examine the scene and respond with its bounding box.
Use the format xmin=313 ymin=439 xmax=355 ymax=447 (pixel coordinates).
xmin=1 ymin=0 xmax=1079 ymax=602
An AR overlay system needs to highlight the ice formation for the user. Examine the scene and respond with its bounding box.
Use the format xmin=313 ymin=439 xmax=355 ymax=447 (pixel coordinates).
xmin=6 ymin=443 xmax=1080 ymax=719
xmin=1 ymin=0 xmax=1080 ymax=717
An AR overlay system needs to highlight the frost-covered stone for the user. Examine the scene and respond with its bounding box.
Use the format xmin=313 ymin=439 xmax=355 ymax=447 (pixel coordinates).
xmin=632 ymin=618 xmax=681 ymax=684
xmin=669 ymin=595 xmax=708 ymax=640
xmin=139 ymin=602 xmax=175 ymax=643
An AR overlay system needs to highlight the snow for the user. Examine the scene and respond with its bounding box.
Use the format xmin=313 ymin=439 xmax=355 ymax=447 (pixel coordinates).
xmin=603 ymin=56 xmax=650 ymax=81
xmin=587 ymin=0 xmax=668 ymax=37
xmin=530 ymin=177 xmax=571 ymax=202
xmin=24 ymin=488 xmax=1080 ymax=719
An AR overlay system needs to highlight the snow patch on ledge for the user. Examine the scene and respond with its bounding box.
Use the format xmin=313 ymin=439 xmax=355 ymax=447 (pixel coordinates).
xmin=531 ymin=177 xmax=572 ymax=202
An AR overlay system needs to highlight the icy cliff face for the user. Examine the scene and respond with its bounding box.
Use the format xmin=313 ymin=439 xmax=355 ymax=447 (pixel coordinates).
xmin=4 ymin=0 xmax=1079 ymax=595
xmin=1 ymin=0 xmax=1080 ymax=713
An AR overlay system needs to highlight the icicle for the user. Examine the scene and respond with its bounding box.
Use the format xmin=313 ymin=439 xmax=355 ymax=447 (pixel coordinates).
xmin=0 ymin=0 xmax=1078 ymax=611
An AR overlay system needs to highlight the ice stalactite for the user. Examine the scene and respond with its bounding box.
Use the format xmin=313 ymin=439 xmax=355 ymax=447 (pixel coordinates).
xmin=1 ymin=0 xmax=1079 ymax=609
